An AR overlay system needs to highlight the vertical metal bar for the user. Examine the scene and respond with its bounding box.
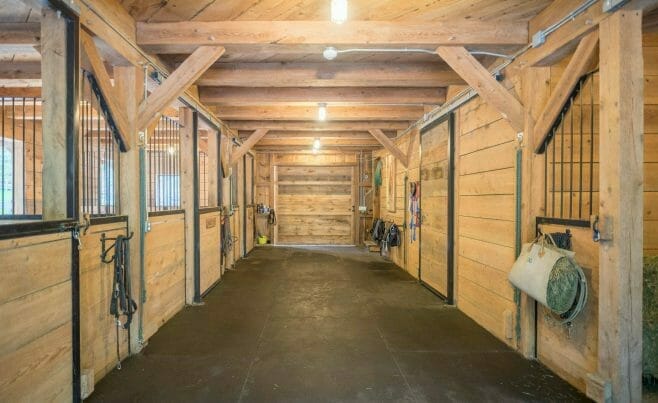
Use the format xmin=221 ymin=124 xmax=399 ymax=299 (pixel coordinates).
xmin=12 ymin=97 xmax=15 ymax=214
xmin=559 ymin=113 xmax=565 ymax=218
xmin=544 ymin=133 xmax=548 ymax=216
xmin=105 ymin=103 xmax=109 ymax=214
xmin=579 ymin=78 xmax=585 ymax=219
xmin=192 ymin=112 xmax=201 ymax=303
xmin=96 ymin=94 xmax=101 ymax=215
xmin=148 ymin=124 xmax=152 ymax=211
xmin=22 ymin=99 xmax=26 ymax=214
xmin=551 ymin=120 xmax=558 ymax=217
xmin=169 ymin=117 xmax=173 ymax=210
xmin=32 ymin=97 xmax=36 ymax=215
xmin=1 ymin=98 xmax=4 ymax=214
xmin=569 ymin=98 xmax=574 ymax=218
xmin=81 ymin=79 xmax=86 ymax=216
xmin=589 ymin=73 xmax=595 ymax=217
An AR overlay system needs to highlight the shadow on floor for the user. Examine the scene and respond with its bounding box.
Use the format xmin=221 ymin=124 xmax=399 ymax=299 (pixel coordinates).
xmin=88 ymin=246 xmax=589 ymax=402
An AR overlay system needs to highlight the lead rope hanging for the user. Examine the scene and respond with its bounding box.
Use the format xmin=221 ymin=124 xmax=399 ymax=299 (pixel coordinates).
xmin=101 ymin=232 xmax=136 ymax=370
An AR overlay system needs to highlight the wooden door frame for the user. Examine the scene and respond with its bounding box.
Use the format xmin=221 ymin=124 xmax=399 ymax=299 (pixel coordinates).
xmin=418 ymin=112 xmax=455 ymax=304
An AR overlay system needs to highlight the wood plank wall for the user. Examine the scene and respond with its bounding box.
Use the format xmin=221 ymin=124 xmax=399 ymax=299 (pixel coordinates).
xmin=254 ymin=152 xmax=362 ymax=245
xmin=80 ymin=222 xmax=130 ymax=384
xmin=200 ymin=211 xmax=221 ymax=293
xmin=0 ymin=232 xmax=72 ymax=401
xmin=371 ymin=33 xmax=658 ymax=393
xmin=373 ymin=131 xmax=421 ymax=278
xmin=144 ymin=213 xmax=186 ymax=339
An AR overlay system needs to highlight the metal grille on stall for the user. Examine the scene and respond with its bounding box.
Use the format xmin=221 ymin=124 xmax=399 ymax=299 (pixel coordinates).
xmin=0 ymin=96 xmax=42 ymax=219
xmin=80 ymin=71 xmax=120 ymax=217
xmin=147 ymin=115 xmax=181 ymax=212
xmin=537 ymin=71 xmax=598 ymax=222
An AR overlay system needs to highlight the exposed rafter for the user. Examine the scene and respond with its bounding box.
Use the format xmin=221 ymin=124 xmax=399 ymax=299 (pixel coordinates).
xmin=369 ymin=129 xmax=409 ymax=168
xmin=200 ymin=87 xmax=446 ymax=106
xmin=137 ymin=46 xmax=225 ymax=131
xmin=0 ymin=23 xmax=40 ymax=45
xmin=136 ymin=20 xmax=528 ymax=50
xmin=230 ymin=129 xmax=269 ymax=165
xmin=228 ymin=121 xmax=409 ymax=131
xmin=196 ymin=63 xmax=464 ymax=88
xmin=213 ymin=105 xmax=424 ymax=121
xmin=437 ymin=46 xmax=525 ymax=132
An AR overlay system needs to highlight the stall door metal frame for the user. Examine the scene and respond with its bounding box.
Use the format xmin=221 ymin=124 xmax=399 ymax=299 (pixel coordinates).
xmin=418 ymin=113 xmax=455 ymax=304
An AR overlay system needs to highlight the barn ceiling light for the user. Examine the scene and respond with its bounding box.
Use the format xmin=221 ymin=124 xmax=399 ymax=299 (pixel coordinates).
xmin=331 ymin=0 xmax=348 ymax=24
xmin=323 ymin=47 xmax=339 ymax=60
xmin=318 ymin=103 xmax=327 ymax=121
xmin=313 ymin=138 xmax=322 ymax=150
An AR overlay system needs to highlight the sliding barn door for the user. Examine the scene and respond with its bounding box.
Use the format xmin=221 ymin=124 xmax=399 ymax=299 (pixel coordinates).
xmin=275 ymin=165 xmax=355 ymax=245
xmin=419 ymin=115 xmax=454 ymax=302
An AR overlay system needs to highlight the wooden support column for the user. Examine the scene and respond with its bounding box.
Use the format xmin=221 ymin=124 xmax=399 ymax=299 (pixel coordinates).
xmin=207 ymin=131 xmax=219 ymax=206
xmin=115 ymin=65 xmax=145 ymax=351
xmin=40 ymin=7 xmax=69 ymax=220
xmin=519 ymin=66 xmax=551 ymax=358
xmin=180 ymin=107 xmax=197 ymax=305
xmin=589 ymin=9 xmax=644 ymax=403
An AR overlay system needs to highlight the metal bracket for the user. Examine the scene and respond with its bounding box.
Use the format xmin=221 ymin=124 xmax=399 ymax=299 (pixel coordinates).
xmin=591 ymin=214 xmax=613 ymax=242
xmin=602 ymin=0 xmax=629 ymax=12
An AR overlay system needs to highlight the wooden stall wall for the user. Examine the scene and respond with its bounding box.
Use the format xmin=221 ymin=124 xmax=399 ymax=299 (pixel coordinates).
xmin=245 ymin=154 xmax=255 ymax=253
xmin=200 ymin=210 xmax=221 ymax=294
xmin=373 ymin=132 xmax=420 ymax=279
xmin=255 ymin=153 xmax=273 ymax=242
xmin=0 ymin=232 xmax=72 ymax=401
xmin=453 ymin=93 xmax=519 ymax=346
xmin=644 ymin=33 xmax=658 ymax=256
xmin=79 ymin=221 xmax=130 ymax=387
xmin=144 ymin=213 xmax=186 ymax=340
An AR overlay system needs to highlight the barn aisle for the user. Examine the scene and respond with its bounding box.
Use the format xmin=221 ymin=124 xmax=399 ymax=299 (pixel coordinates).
xmin=88 ymin=247 xmax=585 ymax=402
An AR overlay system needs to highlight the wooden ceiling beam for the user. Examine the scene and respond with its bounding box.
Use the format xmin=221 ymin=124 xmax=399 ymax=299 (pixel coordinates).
xmin=197 ymin=63 xmax=464 ymax=88
xmin=200 ymin=87 xmax=446 ymax=106
xmin=256 ymin=137 xmax=381 ymax=147
xmin=136 ymin=20 xmax=528 ymax=49
xmin=213 ymin=105 xmax=424 ymax=121
xmin=533 ymin=30 xmax=599 ymax=153
xmin=369 ymin=129 xmax=409 ymax=168
xmin=0 ymin=23 xmax=41 ymax=45
xmin=437 ymin=46 xmax=525 ymax=132
xmin=230 ymin=128 xmax=268 ymax=165
xmin=249 ymin=131 xmax=394 ymax=139
xmin=228 ymin=120 xmax=409 ymax=131
xmin=138 ymin=46 xmax=225 ymax=131
xmin=0 ymin=62 xmax=40 ymax=79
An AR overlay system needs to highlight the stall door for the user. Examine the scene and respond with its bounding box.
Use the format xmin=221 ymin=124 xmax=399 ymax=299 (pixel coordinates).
xmin=419 ymin=115 xmax=454 ymax=301
xmin=275 ymin=165 xmax=355 ymax=245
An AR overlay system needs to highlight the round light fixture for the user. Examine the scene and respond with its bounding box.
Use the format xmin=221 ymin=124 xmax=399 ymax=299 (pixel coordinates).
xmin=317 ymin=103 xmax=327 ymax=121
xmin=331 ymin=0 xmax=347 ymax=24
xmin=323 ymin=47 xmax=339 ymax=60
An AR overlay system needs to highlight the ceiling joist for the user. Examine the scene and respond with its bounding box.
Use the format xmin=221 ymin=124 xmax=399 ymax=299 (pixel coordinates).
xmin=213 ymin=105 xmax=424 ymax=121
xmin=200 ymin=87 xmax=446 ymax=106
xmin=437 ymin=46 xmax=525 ymax=133
xmin=136 ymin=20 xmax=528 ymax=50
xmin=138 ymin=45 xmax=225 ymax=131
xmin=0 ymin=23 xmax=41 ymax=45
xmin=228 ymin=121 xmax=409 ymax=131
xmin=197 ymin=62 xmax=464 ymax=88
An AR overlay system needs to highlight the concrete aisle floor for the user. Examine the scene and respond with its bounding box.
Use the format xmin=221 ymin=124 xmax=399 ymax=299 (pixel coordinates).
xmin=89 ymin=246 xmax=588 ymax=402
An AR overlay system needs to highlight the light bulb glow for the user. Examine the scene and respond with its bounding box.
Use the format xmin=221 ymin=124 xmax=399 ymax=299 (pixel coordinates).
xmin=313 ymin=138 xmax=321 ymax=150
xmin=331 ymin=0 xmax=347 ymax=24
xmin=318 ymin=103 xmax=327 ymax=121
xmin=323 ymin=47 xmax=339 ymax=60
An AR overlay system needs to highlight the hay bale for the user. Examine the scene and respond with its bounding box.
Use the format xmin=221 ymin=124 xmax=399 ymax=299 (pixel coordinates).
xmin=645 ymin=256 xmax=658 ymax=378
xmin=546 ymin=257 xmax=580 ymax=314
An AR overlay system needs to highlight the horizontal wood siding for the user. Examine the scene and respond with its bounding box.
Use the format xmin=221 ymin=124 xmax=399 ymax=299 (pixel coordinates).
xmin=0 ymin=232 xmax=72 ymax=402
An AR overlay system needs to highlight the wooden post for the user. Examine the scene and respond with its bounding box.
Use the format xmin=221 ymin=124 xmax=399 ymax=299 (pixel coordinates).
xmin=115 ymin=65 xmax=145 ymax=351
xmin=40 ymin=7 xmax=68 ymax=220
xmin=207 ymin=131 xmax=218 ymax=206
xmin=591 ymin=9 xmax=644 ymax=403
xmin=519 ymin=66 xmax=551 ymax=358
xmin=180 ymin=107 xmax=196 ymax=304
